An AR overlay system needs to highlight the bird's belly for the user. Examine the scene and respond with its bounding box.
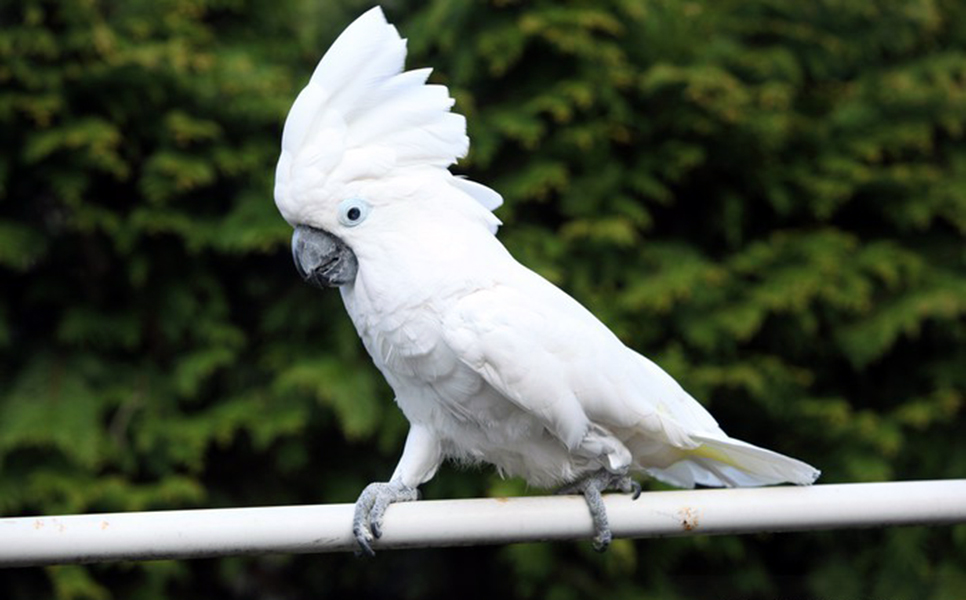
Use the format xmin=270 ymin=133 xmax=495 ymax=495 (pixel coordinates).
xmin=354 ymin=305 xmax=603 ymax=488
xmin=386 ymin=358 xmax=598 ymax=488
xmin=439 ymin=415 xmax=593 ymax=489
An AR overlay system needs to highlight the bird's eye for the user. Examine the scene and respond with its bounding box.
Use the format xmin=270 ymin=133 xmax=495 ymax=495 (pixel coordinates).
xmin=338 ymin=198 xmax=371 ymax=227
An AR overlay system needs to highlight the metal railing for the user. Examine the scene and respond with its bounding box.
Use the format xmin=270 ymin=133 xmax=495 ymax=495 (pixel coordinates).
xmin=1 ymin=479 xmax=964 ymax=568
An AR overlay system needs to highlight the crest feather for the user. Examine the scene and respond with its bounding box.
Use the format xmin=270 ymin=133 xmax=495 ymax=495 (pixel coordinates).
xmin=275 ymin=7 xmax=500 ymax=224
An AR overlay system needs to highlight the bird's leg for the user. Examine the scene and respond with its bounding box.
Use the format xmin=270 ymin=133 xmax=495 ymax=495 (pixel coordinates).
xmin=352 ymin=480 xmax=419 ymax=557
xmin=556 ymin=469 xmax=642 ymax=551
xmin=351 ymin=425 xmax=440 ymax=556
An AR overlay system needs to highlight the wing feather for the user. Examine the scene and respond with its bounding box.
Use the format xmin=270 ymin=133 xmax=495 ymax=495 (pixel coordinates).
xmin=442 ymin=267 xmax=819 ymax=487
xmin=441 ymin=274 xmax=699 ymax=452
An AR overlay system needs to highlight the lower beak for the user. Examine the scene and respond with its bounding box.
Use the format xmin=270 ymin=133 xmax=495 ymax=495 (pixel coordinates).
xmin=291 ymin=225 xmax=359 ymax=288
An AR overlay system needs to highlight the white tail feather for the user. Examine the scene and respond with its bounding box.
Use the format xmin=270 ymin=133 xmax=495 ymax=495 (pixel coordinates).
xmin=647 ymin=433 xmax=820 ymax=488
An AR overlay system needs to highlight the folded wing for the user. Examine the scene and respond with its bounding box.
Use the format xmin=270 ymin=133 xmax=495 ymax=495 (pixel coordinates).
xmin=442 ymin=270 xmax=819 ymax=488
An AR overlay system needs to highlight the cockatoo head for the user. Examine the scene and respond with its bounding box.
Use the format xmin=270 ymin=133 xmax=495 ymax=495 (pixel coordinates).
xmin=275 ymin=7 xmax=502 ymax=289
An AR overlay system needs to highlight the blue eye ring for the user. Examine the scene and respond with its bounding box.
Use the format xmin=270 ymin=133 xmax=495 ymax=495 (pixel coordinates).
xmin=338 ymin=198 xmax=371 ymax=227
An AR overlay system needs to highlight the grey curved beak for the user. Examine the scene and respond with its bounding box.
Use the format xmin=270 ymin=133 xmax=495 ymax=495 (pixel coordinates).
xmin=292 ymin=225 xmax=358 ymax=288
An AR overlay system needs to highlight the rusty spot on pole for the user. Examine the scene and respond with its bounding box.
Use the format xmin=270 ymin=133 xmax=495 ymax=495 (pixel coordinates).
xmin=678 ymin=507 xmax=700 ymax=531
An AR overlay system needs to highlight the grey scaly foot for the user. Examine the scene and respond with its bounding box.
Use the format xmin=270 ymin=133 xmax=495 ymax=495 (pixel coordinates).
xmin=557 ymin=470 xmax=641 ymax=551
xmin=352 ymin=480 xmax=419 ymax=557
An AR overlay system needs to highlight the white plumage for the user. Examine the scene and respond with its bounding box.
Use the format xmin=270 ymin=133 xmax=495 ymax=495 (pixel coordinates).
xmin=275 ymin=8 xmax=480 ymax=229
xmin=275 ymin=7 xmax=818 ymax=552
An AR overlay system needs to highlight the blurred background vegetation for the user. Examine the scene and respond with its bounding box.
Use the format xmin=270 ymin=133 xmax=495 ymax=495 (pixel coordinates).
xmin=1 ymin=0 xmax=965 ymax=598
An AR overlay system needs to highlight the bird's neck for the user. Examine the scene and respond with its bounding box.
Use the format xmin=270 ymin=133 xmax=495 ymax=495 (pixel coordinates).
xmin=342 ymin=222 xmax=509 ymax=318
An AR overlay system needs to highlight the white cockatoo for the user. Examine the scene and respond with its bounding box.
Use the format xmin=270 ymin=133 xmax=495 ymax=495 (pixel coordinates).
xmin=275 ymin=7 xmax=819 ymax=555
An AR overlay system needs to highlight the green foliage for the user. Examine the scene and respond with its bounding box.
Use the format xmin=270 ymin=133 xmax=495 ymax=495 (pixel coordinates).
xmin=1 ymin=0 xmax=964 ymax=598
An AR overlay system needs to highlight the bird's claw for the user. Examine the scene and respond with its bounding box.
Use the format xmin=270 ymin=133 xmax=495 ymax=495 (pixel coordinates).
xmin=556 ymin=469 xmax=641 ymax=552
xmin=352 ymin=480 xmax=418 ymax=557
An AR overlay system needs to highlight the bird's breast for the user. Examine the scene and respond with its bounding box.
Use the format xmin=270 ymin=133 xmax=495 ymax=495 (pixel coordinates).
xmin=339 ymin=273 xmax=598 ymax=486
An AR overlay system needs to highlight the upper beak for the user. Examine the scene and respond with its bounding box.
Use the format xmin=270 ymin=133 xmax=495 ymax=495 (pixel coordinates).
xmin=291 ymin=225 xmax=359 ymax=288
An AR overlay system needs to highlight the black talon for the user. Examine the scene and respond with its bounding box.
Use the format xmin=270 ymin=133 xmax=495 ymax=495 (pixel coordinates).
xmin=631 ymin=481 xmax=642 ymax=500
xmin=353 ymin=532 xmax=376 ymax=558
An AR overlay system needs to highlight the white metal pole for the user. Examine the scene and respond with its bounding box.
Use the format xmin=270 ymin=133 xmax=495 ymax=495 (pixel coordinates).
xmin=1 ymin=479 xmax=964 ymax=568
